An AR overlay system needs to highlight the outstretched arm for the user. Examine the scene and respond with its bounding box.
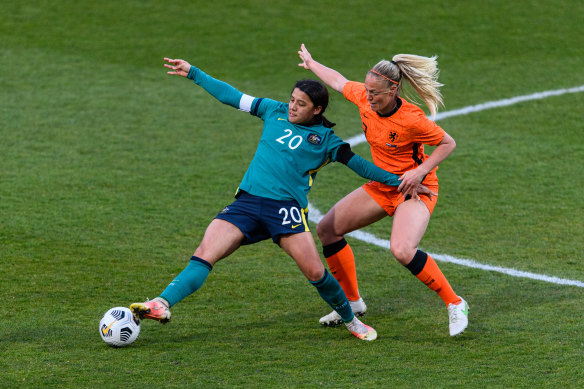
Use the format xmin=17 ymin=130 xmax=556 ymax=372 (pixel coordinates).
xmin=164 ymin=57 xmax=245 ymax=108
xmin=297 ymin=44 xmax=349 ymax=93
xmin=337 ymin=144 xmax=437 ymax=200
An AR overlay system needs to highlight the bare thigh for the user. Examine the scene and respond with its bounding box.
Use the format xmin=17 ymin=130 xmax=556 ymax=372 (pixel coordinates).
xmin=279 ymin=232 xmax=324 ymax=282
xmin=389 ymin=199 xmax=431 ymax=265
xmin=193 ymin=219 xmax=245 ymax=265
xmin=316 ymin=187 xmax=387 ymax=246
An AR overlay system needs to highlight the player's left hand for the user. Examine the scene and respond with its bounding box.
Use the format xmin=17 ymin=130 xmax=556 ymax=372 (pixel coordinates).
xmin=399 ymin=168 xmax=434 ymax=199
xmin=398 ymin=168 xmax=423 ymax=193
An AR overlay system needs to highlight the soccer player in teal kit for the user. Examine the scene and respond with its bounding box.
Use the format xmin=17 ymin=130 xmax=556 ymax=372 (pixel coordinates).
xmin=130 ymin=57 xmax=433 ymax=341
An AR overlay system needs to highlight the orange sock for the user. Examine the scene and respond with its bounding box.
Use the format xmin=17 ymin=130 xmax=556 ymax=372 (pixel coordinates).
xmin=406 ymin=250 xmax=460 ymax=306
xmin=322 ymin=239 xmax=360 ymax=301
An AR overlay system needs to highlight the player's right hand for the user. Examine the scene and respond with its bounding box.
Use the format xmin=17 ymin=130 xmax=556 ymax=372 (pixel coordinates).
xmin=164 ymin=57 xmax=191 ymax=77
xmin=298 ymin=43 xmax=313 ymax=70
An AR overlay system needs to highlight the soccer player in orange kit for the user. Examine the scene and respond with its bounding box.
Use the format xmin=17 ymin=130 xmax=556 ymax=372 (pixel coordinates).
xmin=298 ymin=44 xmax=468 ymax=336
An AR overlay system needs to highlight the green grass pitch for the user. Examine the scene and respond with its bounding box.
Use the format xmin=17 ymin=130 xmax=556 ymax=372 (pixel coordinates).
xmin=1 ymin=1 xmax=583 ymax=387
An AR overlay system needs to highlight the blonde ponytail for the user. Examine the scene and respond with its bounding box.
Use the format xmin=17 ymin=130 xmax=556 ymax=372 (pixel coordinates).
xmin=370 ymin=55 xmax=444 ymax=118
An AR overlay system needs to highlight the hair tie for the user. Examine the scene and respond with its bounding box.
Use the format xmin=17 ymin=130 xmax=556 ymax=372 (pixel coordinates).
xmin=369 ymin=69 xmax=399 ymax=85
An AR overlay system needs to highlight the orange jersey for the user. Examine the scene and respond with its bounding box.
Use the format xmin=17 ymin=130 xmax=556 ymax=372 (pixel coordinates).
xmin=343 ymin=81 xmax=445 ymax=184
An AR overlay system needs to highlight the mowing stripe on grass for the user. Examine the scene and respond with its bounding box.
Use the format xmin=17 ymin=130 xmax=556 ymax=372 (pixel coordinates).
xmin=310 ymin=85 xmax=584 ymax=288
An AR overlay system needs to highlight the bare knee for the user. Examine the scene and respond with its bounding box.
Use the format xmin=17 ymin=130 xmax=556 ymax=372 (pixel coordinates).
xmin=316 ymin=221 xmax=329 ymax=242
xmin=304 ymin=264 xmax=325 ymax=282
xmin=193 ymin=241 xmax=224 ymax=266
xmin=390 ymin=241 xmax=416 ymax=266
xmin=193 ymin=246 xmax=215 ymax=265
xmin=316 ymin=219 xmax=342 ymax=246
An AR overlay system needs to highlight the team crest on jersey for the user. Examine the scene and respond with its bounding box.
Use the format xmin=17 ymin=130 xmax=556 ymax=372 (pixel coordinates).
xmin=388 ymin=132 xmax=398 ymax=142
xmin=307 ymin=133 xmax=322 ymax=145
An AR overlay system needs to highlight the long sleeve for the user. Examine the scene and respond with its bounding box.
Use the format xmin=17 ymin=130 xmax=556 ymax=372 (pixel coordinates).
xmin=335 ymin=143 xmax=400 ymax=186
xmin=187 ymin=66 xmax=243 ymax=108
xmin=346 ymin=154 xmax=401 ymax=186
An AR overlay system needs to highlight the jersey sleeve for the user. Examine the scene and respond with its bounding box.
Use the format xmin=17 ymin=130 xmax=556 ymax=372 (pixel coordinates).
xmin=248 ymin=98 xmax=285 ymax=120
xmin=187 ymin=66 xmax=257 ymax=112
xmin=410 ymin=111 xmax=446 ymax=146
xmin=342 ymin=81 xmax=366 ymax=106
xmin=329 ymin=133 xmax=400 ymax=186
xmin=346 ymin=154 xmax=401 ymax=186
xmin=327 ymin=132 xmax=348 ymax=162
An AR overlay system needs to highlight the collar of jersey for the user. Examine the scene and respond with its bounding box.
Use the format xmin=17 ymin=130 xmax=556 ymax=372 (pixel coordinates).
xmin=376 ymin=97 xmax=402 ymax=118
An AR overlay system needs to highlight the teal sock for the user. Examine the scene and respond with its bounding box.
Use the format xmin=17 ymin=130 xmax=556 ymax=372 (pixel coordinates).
xmin=309 ymin=269 xmax=354 ymax=323
xmin=159 ymin=256 xmax=212 ymax=307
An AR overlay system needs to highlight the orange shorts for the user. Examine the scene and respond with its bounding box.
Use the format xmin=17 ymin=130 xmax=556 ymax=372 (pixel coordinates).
xmin=362 ymin=180 xmax=439 ymax=217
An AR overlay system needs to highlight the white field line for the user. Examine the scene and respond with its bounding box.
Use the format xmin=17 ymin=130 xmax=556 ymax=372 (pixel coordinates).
xmin=310 ymin=85 xmax=584 ymax=288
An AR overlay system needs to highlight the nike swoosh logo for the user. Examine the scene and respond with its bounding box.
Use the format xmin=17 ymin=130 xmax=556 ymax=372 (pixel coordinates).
xmin=462 ymin=304 xmax=468 ymax=316
xmin=101 ymin=320 xmax=116 ymax=335
xmin=278 ymin=118 xmax=287 ymax=121
xmin=291 ymin=224 xmax=302 ymax=229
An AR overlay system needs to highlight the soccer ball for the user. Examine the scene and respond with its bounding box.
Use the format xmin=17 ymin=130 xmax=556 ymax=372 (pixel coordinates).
xmin=99 ymin=307 xmax=141 ymax=347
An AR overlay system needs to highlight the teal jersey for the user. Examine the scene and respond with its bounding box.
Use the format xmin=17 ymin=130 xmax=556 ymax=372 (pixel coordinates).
xmin=186 ymin=66 xmax=401 ymax=209
xmin=240 ymin=97 xmax=344 ymax=208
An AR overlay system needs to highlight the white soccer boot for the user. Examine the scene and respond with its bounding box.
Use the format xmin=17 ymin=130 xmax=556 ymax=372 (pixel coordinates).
xmin=448 ymin=297 xmax=469 ymax=336
xmin=319 ymin=298 xmax=367 ymax=327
